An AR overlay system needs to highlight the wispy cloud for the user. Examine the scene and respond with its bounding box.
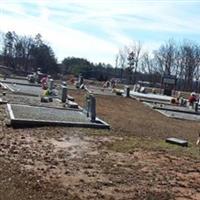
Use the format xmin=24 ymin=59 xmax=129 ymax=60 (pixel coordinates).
xmin=1 ymin=0 xmax=200 ymax=65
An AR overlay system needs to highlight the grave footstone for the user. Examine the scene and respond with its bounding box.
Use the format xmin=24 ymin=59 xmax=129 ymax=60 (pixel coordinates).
xmin=41 ymin=96 xmax=49 ymax=103
xmin=49 ymin=97 xmax=53 ymax=102
xmin=166 ymin=137 xmax=188 ymax=147
xmin=68 ymin=101 xmax=78 ymax=109
xmin=67 ymin=95 xmax=74 ymax=101
xmin=62 ymin=81 xmax=67 ymax=86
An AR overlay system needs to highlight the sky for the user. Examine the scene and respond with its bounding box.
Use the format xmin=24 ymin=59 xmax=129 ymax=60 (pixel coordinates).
xmin=0 ymin=0 xmax=200 ymax=66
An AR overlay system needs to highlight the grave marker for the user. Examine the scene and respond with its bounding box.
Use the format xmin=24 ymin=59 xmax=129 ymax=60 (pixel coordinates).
xmin=90 ymin=95 xmax=96 ymax=122
xmin=49 ymin=79 xmax=54 ymax=91
xmin=161 ymin=75 xmax=176 ymax=96
xmin=61 ymin=85 xmax=67 ymax=103
xmin=125 ymin=86 xmax=130 ymax=97
xmin=78 ymin=74 xmax=84 ymax=86
xmin=85 ymin=94 xmax=96 ymax=121
xmin=195 ymin=102 xmax=198 ymax=112
xmin=166 ymin=137 xmax=188 ymax=147
xmin=62 ymin=81 xmax=67 ymax=86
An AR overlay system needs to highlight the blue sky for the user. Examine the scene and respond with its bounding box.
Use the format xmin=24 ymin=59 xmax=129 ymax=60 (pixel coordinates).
xmin=0 ymin=0 xmax=200 ymax=65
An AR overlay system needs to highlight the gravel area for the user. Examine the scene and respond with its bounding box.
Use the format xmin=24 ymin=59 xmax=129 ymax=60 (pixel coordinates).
xmin=157 ymin=109 xmax=200 ymax=121
xmin=10 ymin=104 xmax=90 ymax=123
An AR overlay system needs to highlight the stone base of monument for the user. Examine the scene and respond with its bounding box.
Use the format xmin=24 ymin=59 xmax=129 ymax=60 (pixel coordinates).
xmin=144 ymin=102 xmax=200 ymax=121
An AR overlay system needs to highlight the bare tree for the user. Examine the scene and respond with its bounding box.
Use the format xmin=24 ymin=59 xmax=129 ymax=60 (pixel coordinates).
xmin=154 ymin=40 xmax=178 ymax=75
xmin=117 ymin=47 xmax=128 ymax=80
xmin=115 ymin=54 xmax=119 ymax=68
xmin=140 ymin=52 xmax=154 ymax=74
xmin=116 ymin=41 xmax=142 ymax=84
xmin=1 ymin=31 xmax=58 ymax=75
xmin=179 ymin=41 xmax=200 ymax=91
xmin=2 ymin=31 xmax=15 ymax=68
xmin=126 ymin=42 xmax=142 ymax=84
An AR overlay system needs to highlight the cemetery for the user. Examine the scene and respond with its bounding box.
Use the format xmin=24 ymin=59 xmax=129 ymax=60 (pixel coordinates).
xmin=1 ymin=3 xmax=200 ymax=199
xmin=0 ymin=73 xmax=200 ymax=200
xmin=0 ymin=75 xmax=110 ymax=129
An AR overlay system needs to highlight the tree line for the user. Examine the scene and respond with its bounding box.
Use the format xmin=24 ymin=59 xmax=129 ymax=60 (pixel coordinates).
xmin=1 ymin=31 xmax=200 ymax=91
xmin=0 ymin=31 xmax=117 ymax=80
xmin=0 ymin=31 xmax=58 ymax=75
xmin=60 ymin=57 xmax=122 ymax=81
xmin=116 ymin=40 xmax=200 ymax=91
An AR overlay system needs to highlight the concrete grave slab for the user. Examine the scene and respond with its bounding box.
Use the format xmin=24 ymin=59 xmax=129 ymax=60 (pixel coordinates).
xmin=156 ymin=109 xmax=200 ymax=121
xmin=7 ymin=104 xmax=110 ymax=129
xmin=5 ymin=93 xmax=80 ymax=111
xmin=144 ymin=102 xmax=200 ymax=121
xmin=3 ymin=83 xmax=43 ymax=96
xmin=0 ymin=77 xmax=40 ymax=87
xmin=152 ymin=104 xmax=200 ymax=115
xmin=130 ymin=91 xmax=172 ymax=102
xmin=86 ymin=85 xmax=115 ymax=96
xmin=136 ymin=98 xmax=172 ymax=105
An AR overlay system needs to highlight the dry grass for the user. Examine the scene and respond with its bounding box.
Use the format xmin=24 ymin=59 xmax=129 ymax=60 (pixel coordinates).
xmin=70 ymin=89 xmax=200 ymax=142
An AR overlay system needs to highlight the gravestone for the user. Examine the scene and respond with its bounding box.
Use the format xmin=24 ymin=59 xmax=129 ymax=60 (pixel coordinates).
xmin=61 ymin=85 xmax=67 ymax=103
xmin=161 ymin=75 xmax=176 ymax=96
xmin=49 ymin=79 xmax=54 ymax=91
xmin=124 ymin=86 xmax=130 ymax=97
xmin=195 ymin=102 xmax=198 ymax=112
xmin=78 ymin=74 xmax=84 ymax=86
xmin=85 ymin=94 xmax=96 ymax=121
xmin=90 ymin=95 xmax=96 ymax=122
